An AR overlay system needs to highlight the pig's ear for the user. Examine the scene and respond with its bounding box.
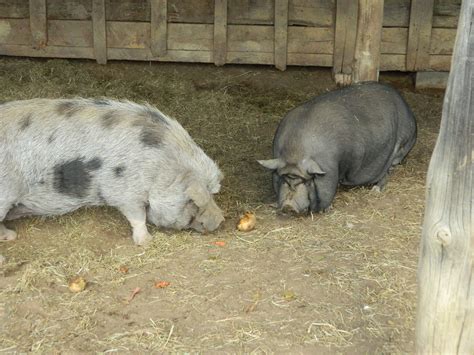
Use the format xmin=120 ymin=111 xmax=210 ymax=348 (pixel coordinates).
xmin=186 ymin=182 xmax=210 ymax=208
xmin=302 ymin=158 xmax=326 ymax=176
xmin=257 ymin=158 xmax=285 ymax=170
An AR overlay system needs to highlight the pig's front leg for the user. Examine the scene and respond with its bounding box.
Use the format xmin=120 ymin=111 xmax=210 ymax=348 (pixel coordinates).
xmin=119 ymin=205 xmax=153 ymax=245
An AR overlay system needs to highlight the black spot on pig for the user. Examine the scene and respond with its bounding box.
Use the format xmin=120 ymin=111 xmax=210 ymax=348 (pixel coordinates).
xmin=86 ymin=157 xmax=102 ymax=170
xmin=93 ymin=99 xmax=111 ymax=106
xmin=132 ymin=118 xmax=165 ymax=148
xmin=53 ymin=157 xmax=102 ymax=198
xmin=139 ymin=107 xmax=169 ymax=126
xmin=102 ymin=111 xmax=121 ymax=128
xmin=114 ymin=165 xmax=125 ymax=177
xmin=140 ymin=128 xmax=163 ymax=148
xmin=56 ymin=101 xmax=82 ymax=118
xmin=19 ymin=114 xmax=32 ymax=130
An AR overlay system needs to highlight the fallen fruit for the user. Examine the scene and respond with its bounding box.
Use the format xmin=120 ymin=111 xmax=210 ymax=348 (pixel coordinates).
xmin=154 ymin=281 xmax=170 ymax=288
xmin=213 ymin=241 xmax=226 ymax=247
xmin=237 ymin=212 xmax=256 ymax=232
xmin=68 ymin=276 xmax=87 ymax=293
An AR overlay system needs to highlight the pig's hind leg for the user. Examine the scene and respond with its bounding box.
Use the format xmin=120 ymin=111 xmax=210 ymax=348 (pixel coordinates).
xmin=117 ymin=204 xmax=153 ymax=246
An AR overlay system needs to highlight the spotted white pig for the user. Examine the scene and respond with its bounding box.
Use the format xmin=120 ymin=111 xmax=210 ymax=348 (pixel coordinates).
xmin=258 ymin=82 xmax=417 ymax=214
xmin=0 ymin=98 xmax=224 ymax=245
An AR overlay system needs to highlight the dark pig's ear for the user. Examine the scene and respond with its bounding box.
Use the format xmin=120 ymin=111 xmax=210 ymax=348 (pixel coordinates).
xmin=301 ymin=158 xmax=326 ymax=176
xmin=186 ymin=182 xmax=210 ymax=208
xmin=257 ymin=158 xmax=285 ymax=170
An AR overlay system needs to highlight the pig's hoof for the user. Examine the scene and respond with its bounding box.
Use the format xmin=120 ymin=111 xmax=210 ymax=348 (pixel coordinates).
xmin=133 ymin=232 xmax=153 ymax=246
xmin=0 ymin=229 xmax=17 ymax=241
xmin=371 ymin=185 xmax=382 ymax=193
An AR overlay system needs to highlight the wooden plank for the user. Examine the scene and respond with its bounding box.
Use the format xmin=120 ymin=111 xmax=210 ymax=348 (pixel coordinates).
xmin=107 ymin=48 xmax=212 ymax=62
xmin=416 ymin=0 xmax=473 ymax=352
xmin=47 ymin=0 xmax=91 ymax=20
xmin=288 ymin=27 xmax=334 ymax=54
xmin=333 ymin=0 xmax=358 ymax=84
xmin=29 ymin=0 xmax=47 ymax=49
xmin=381 ymin=27 xmax=408 ymax=54
xmin=406 ymin=0 xmax=435 ymax=71
xmin=0 ymin=44 xmax=95 ymax=58
xmin=48 ymin=20 xmax=92 ymax=47
xmin=0 ymin=19 xmax=32 ymax=45
xmin=383 ymin=0 xmax=410 ymax=27
xmin=415 ymin=71 xmax=449 ymax=89
xmin=92 ymin=0 xmax=107 ymax=64
xmin=288 ymin=0 xmax=334 ymax=27
xmin=433 ymin=0 xmax=461 ymax=28
xmin=213 ymin=0 xmax=227 ymax=66
xmin=429 ymin=54 xmax=452 ymax=70
xmin=150 ymin=0 xmax=167 ymax=56
xmin=167 ymin=0 xmax=214 ymax=23
xmin=430 ymin=28 xmax=456 ymax=54
xmin=227 ymin=51 xmax=273 ymax=64
xmin=274 ymin=0 xmax=289 ymax=70
xmin=287 ymin=53 xmax=333 ymax=66
xmin=228 ymin=0 xmax=274 ymax=25
xmin=227 ymin=25 xmax=273 ymax=52
xmin=0 ymin=0 xmax=29 ymax=19
xmin=352 ymin=0 xmax=384 ymax=82
xmin=380 ymin=54 xmax=406 ymax=70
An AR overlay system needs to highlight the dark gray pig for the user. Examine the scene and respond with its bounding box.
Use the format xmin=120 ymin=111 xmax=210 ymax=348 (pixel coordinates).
xmin=0 ymin=98 xmax=224 ymax=245
xmin=258 ymin=82 xmax=417 ymax=214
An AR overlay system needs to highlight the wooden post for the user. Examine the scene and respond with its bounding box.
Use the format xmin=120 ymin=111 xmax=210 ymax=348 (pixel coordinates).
xmin=92 ymin=0 xmax=107 ymax=64
xmin=29 ymin=0 xmax=47 ymax=49
xmin=416 ymin=0 xmax=474 ymax=353
xmin=333 ymin=0 xmax=359 ymax=86
xmin=151 ymin=0 xmax=168 ymax=57
xmin=213 ymin=0 xmax=227 ymax=66
xmin=406 ymin=0 xmax=434 ymax=71
xmin=274 ymin=0 xmax=289 ymax=71
xmin=352 ymin=0 xmax=384 ymax=83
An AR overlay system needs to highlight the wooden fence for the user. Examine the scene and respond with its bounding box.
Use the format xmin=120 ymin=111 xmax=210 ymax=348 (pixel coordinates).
xmin=0 ymin=1 xmax=461 ymax=81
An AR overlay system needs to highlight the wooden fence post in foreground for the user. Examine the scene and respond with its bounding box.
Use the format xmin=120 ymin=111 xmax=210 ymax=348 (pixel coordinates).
xmin=416 ymin=0 xmax=473 ymax=353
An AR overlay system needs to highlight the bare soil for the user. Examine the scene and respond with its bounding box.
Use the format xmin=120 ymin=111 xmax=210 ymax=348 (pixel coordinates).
xmin=0 ymin=58 xmax=444 ymax=353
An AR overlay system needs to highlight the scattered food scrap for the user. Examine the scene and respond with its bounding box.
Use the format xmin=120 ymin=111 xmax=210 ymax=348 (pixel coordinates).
xmin=213 ymin=241 xmax=226 ymax=247
xmin=68 ymin=276 xmax=87 ymax=293
xmin=154 ymin=281 xmax=171 ymax=288
xmin=237 ymin=212 xmax=256 ymax=232
xmin=119 ymin=265 xmax=129 ymax=274
xmin=124 ymin=287 xmax=141 ymax=304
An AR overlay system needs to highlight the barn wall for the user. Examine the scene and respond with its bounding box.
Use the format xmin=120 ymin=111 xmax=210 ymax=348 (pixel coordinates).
xmin=0 ymin=0 xmax=460 ymax=71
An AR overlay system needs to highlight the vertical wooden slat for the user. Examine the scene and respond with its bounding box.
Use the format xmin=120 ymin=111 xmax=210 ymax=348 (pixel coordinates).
xmin=214 ymin=0 xmax=228 ymax=66
xmin=151 ymin=0 xmax=167 ymax=57
xmin=92 ymin=0 xmax=107 ymax=64
xmin=274 ymin=0 xmax=289 ymax=71
xmin=416 ymin=0 xmax=474 ymax=352
xmin=333 ymin=0 xmax=359 ymax=86
xmin=406 ymin=0 xmax=434 ymax=71
xmin=352 ymin=0 xmax=384 ymax=83
xmin=29 ymin=0 xmax=47 ymax=49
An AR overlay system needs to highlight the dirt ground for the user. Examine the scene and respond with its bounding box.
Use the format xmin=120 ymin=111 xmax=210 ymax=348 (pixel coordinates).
xmin=0 ymin=57 xmax=444 ymax=353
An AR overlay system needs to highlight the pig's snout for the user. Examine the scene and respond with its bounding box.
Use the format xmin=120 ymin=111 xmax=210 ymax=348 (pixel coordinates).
xmin=280 ymin=201 xmax=302 ymax=215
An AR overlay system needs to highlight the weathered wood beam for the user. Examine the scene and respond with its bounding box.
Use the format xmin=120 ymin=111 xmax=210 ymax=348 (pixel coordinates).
xmin=416 ymin=0 xmax=474 ymax=353
xmin=151 ymin=0 xmax=167 ymax=57
xmin=407 ymin=0 xmax=434 ymax=71
xmin=92 ymin=0 xmax=107 ymax=64
xmin=352 ymin=0 xmax=384 ymax=83
xmin=333 ymin=0 xmax=358 ymax=86
xmin=274 ymin=0 xmax=289 ymax=71
xmin=29 ymin=0 xmax=47 ymax=49
xmin=213 ymin=0 xmax=227 ymax=66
